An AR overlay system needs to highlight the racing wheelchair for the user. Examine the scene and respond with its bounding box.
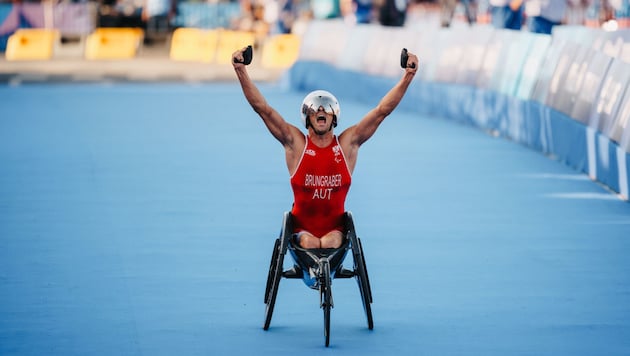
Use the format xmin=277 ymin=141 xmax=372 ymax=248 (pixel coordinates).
xmin=263 ymin=211 xmax=373 ymax=347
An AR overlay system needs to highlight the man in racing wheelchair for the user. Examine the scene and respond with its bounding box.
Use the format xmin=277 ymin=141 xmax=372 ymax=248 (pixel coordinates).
xmin=232 ymin=45 xmax=418 ymax=346
xmin=232 ymin=47 xmax=418 ymax=248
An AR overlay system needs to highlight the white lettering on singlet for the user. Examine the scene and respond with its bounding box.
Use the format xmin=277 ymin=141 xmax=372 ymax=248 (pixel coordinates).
xmin=304 ymin=174 xmax=342 ymax=188
xmin=313 ymin=188 xmax=333 ymax=200
xmin=304 ymin=174 xmax=342 ymax=200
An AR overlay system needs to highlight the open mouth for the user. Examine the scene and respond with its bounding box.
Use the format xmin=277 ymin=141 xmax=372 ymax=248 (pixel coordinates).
xmin=317 ymin=115 xmax=326 ymax=124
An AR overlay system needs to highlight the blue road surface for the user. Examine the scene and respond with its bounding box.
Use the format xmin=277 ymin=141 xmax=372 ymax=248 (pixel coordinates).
xmin=1 ymin=82 xmax=630 ymax=355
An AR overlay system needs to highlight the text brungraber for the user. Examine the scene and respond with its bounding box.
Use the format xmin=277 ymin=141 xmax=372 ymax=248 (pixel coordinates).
xmin=304 ymin=173 xmax=343 ymax=200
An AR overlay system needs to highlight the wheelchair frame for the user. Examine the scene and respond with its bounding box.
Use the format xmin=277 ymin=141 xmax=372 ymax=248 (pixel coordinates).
xmin=262 ymin=211 xmax=373 ymax=347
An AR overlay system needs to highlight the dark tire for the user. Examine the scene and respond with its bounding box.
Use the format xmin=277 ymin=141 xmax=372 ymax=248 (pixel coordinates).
xmin=358 ymin=238 xmax=373 ymax=304
xmin=345 ymin=211 xmax=373 ymax=330
xmin=263 ymin=238 xmax=284 ymax=330
xmin=354 ymin=238 xmax=373 ymax=330
xmin=264 ymin=238 xmax=280 ymax=304
xmin=321 ymin=260 xmax=332 ymax=347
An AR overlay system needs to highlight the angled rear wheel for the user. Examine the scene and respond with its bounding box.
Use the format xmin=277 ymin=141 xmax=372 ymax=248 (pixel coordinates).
xmin=264 ymin=238 xmax=280 ymax=304
xmin=264 ymin=212 xmax=293 ymax=330
xmin=354 ymin=237 xmax=373 ymax=330
xmin=264 ymin=238 xmax=284 ymax=330
xmin=346 ymin=212 xmax=373 ymax=330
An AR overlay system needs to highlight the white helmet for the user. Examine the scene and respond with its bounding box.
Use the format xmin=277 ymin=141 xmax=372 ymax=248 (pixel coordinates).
xmin=300 ymin=90 xmax=340 ymax=129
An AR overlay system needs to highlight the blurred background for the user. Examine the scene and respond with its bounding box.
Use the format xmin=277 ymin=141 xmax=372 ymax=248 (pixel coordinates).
xmin=2 ymin=0 xmax=630 ymax=353
xmin=1 ymin=0 xmax=629 ymax=65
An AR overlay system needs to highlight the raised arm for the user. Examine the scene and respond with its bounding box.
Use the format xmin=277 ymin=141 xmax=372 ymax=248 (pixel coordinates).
xmin=341 ymin=50 xmax=419 ymax=148
xmin=232 ymin=47 xmax=306 ymax=174
xmin=336 ymin=50 xmax=418 ymax=173
xmin=232 ymin=47 xmax=301 ymax=147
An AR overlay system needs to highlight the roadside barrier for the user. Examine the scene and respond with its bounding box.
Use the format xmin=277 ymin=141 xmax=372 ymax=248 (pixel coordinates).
xmin=289 ymin=20 xmax=630 ymax=201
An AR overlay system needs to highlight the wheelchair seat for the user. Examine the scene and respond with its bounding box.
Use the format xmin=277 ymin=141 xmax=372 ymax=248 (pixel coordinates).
xmin=287 ymin=236 xmax=351 ymax=286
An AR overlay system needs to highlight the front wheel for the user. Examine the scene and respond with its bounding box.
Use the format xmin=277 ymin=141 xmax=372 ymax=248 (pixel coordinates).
xmin=320 ymin=260 xmax=332 ymax=347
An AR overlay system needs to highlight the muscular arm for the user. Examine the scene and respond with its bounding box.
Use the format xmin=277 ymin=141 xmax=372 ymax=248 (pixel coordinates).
xmin=353 ymin=70 xmax=417 ymax=145
xmin=233 ymin=60 xmax=296 ymax=145
xmin=339 ymin=51 xmax=418 ymax=166
xmin=232 ymin=47 xmax=305 ymax=172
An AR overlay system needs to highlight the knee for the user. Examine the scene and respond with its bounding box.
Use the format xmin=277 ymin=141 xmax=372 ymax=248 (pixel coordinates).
xmin=320 ymin=231 xmax=343 ymax=249
xmin=299 ymin=233 xmax=321 ymax=249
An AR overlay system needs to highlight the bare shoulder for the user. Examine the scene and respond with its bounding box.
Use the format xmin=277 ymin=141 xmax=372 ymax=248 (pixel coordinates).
xmin=285 ymin=125 xmax=307 ymax=174
xmin=284 ymin=124 xmax=307 ymax=158
xmin=338 ymin=125 xmax=360 ymax=149
xmin=337 ymin=126 xmax=360 ymax=173
xmin=338 ymin=125 xmax=361 ymax=155
xmin=271 ymin=116 xmax=304 ymax=147
xmin=287 ymin=124 xmax=306 ymax=146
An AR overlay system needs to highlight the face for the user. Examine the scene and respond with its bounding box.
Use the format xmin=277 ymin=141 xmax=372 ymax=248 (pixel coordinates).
xmin=308 ymin=106 xmax=335 ymax=135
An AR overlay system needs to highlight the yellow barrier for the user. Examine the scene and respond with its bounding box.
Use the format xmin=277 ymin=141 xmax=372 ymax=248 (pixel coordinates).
xmin=5 ymin=29 xmax=59 ymax=61
xmin=261 ymin=34 xmax=301 ymax=69
xmin=169 ymin=28 xmax=219 ymax=62
xmin=85 ymin=28 xmax=144 ymax=60
xmin=215 ymin=30 xmax=256 ymax=65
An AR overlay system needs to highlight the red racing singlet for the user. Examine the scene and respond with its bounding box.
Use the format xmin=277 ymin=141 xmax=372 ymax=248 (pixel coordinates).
xmin=290 ymin=135 xmax=352 ymax=237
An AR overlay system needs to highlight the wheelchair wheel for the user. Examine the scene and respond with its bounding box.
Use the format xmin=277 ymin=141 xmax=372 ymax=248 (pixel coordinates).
xmin=263 ymin=238 xmax=284 ymax=330
xmin=264 ymin=212 xmax=293 ymax=330
xmin=264 ymin=238 xmax=280 ymax=304
xmin=354 ymin=237 xmax=373 ymax=330
xmin=345 ymin=211 xmax=374 ymax=330
xmin=320 ymin=260 xmax=332 ymax=347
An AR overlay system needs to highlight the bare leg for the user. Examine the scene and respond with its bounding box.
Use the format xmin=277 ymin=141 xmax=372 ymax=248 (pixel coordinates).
xmin=298 ymin=230 xmax=343 ymax=249
xmin=320 ymin=230 xmax=343 ymax=249
xmin=299 ymin=232 xmax=321 ymax=249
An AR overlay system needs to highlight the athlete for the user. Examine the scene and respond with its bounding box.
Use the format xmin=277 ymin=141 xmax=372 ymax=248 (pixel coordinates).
xmin=232 ymin=47 xmax=418 ymax=249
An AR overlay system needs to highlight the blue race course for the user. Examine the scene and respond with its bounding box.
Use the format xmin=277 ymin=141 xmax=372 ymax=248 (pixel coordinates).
xmin=1 ymin=82 xmax=630 ymax=355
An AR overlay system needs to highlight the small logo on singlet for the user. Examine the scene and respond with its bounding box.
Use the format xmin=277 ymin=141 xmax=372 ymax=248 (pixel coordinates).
xmin=305 ymin=149 xmax=316 ymax=156
xmin=332 ymin=145 xmax=342 ymax=163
